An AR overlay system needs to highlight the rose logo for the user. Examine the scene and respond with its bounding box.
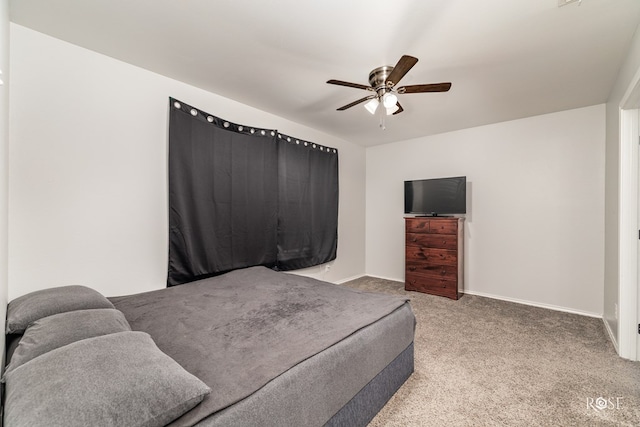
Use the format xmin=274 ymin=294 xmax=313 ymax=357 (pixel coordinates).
xmin=595 ymin=397 xmax=608 ymax=410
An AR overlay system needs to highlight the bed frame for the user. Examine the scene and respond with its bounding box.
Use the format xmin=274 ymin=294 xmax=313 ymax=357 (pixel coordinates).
xmin=325 ymin=343 xmax=413 ymax=426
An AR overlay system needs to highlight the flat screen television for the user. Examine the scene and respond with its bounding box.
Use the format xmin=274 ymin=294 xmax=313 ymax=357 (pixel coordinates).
xmin=404 ymin=176 xmax=466 ymax=216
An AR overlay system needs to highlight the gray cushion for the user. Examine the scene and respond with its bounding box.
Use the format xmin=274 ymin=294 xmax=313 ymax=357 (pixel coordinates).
xmin=3 ymin=331 xmax=211 ymax=427
xmin=6 ymin=285 xmax=114 ymax=334
xmin=5 ymin=308 xmax=131 ymax=373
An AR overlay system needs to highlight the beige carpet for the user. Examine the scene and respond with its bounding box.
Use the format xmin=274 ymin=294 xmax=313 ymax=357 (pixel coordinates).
xmin=341 ymin=276 xmax=640 ymax=427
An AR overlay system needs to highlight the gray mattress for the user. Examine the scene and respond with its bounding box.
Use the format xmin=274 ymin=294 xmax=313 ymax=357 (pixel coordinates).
xmin=110 ymin=267 xmax=415 ymax=426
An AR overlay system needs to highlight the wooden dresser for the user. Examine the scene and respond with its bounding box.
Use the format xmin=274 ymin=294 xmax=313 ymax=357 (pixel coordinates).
xmin=405 ymin=217 xmax=464 ymax=300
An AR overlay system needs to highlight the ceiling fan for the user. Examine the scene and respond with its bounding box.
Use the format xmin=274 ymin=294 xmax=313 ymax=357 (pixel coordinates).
xmin=327 ymin=55 xmax=451 ymax=117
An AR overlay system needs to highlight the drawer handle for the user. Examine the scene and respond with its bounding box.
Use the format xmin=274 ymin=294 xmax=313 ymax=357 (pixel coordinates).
xmin=441 ymin=269 xmax=446 ymax=275
xmin=442 ymin=240 xmax=446 ymax=244
xmin=412 ymin=237 xmax=417 ymax=242
xmin=409 ymin=267 xmax=416 ymax=272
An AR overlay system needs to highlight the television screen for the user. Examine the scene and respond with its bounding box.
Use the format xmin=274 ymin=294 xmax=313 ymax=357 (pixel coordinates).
xmin=404 ymin=176 xmax=466 ymax=215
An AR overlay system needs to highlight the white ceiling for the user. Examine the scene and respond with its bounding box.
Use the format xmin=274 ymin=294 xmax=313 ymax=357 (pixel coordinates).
xmin=9 ymin=0 xmax=640 ymax=147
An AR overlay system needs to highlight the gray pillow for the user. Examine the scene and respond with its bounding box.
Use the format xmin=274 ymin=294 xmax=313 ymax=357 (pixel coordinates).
xmin=5 ymin=308 xmax=131 ymax=373
xmin=4 ymin=331 xmax=211 ymax=427
xmin=6 ymin=285 xmax=114 ymax=334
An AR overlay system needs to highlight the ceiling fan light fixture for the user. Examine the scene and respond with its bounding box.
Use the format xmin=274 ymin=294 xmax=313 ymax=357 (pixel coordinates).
xmin=364 ymin=98 xmax=379 ymax=115
xmin=385 ymin=104 xmax=400 ymax=115
xmin=382 ymin=92 xmax=398 ymax=108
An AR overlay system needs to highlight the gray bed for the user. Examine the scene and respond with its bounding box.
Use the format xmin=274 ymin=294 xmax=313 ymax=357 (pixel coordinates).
xmin=3 ymin=267 xmax=415 ymax=427
xmin=111 ymin=267 xmax=415 ymax=426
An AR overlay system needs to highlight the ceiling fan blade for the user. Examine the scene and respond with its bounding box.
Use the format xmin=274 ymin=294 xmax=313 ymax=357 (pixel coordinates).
xmin=327 ymin=79 xmax=372 ymax=91
xmin=393 ymin=102 xmax=404 ymax=115
xmin=385 ymin=55 xmax=418 ymax=88
xmin=337 ymin=95 xmax=377 ymax=111
xmin=398 ymin=82 xmax=452 ymax=94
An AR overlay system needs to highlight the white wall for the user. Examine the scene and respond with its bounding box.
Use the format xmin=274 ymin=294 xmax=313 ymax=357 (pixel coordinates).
xmin=604 ymin=25 xmax=640 ymax=348
xmin=366 ymin=105 xmax=605 ymax=316
xmin=0 ymin=0 xmax=9 ymax=362
xmin=9 ymin=24 xmax=366 ymax=300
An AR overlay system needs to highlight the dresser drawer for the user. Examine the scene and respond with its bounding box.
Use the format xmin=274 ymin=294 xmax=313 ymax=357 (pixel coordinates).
xmin=405 ymin=273 xmax=458 ymax=298
xmin=406 ymin=262 xmax=457 ymax=280
xmin=405 ymin=217 xmax=458 ymax=235
xmin=405 ymin=218 xmax=430 ymax=234
xmin=406 ymin=233 xmax=457 ymax=250
xmin=405 ymin=246 xmax=457 ymax=266
xmin=428 ymin=220 xmax=458 ymax=235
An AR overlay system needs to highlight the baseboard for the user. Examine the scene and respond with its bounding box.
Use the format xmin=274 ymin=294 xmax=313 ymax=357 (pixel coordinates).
xmin=361 ymin=274 xmax=403 ymax=283
xmin=286 ymin=266 xmax=365 ymax=285
xmin=602 ymin=318 xmax=620 ymax=353
xmin=463 ymin=289 xmax=602 ymax=319
xmin=334 ymin=274 xmax=367 ymax=285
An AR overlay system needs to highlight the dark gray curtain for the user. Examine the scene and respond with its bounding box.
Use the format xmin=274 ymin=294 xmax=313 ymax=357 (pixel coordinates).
xmin=168 ymin=99 xmax=279 ymax=286
xmin=168 ymin=98 xmax=338 ymax=286
xmin=277 ymin=134 xmax=338 ymax=270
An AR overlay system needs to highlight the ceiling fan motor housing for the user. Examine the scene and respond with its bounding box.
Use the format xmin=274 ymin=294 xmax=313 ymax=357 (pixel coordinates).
xmin=369 ymin=65 xmax=394 ymax=94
